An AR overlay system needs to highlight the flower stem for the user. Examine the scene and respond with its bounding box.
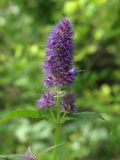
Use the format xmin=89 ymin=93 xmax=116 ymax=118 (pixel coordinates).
xmin=53 ymin=86 xmax=61 ymax=160
xmin=50 ymin=109 xmax=56 ymax=121
xmin=53 ymin=122 xmax=61 ymax=160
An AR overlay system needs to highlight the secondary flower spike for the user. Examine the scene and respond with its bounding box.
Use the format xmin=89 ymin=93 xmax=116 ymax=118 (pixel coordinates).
xmin=44 ymin=18 xmax=77 ymax=87
xmin=62 ymin=93 xmax=77 ymax=113
xmin=37 ymin=92 xmax=55 ymax=108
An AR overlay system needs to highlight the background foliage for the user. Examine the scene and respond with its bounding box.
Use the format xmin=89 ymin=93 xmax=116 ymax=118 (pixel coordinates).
xmin=0 ymin=0 xmax=120 ymax=159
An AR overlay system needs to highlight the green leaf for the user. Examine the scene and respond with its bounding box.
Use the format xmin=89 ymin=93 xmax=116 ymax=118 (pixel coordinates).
xmin=0 ymin=109 xmax=42 ymax=123
xmin=0 ymin=154 xmax=24 ymax=159
xmin=69 ymin=112 xmax=104 ymax=121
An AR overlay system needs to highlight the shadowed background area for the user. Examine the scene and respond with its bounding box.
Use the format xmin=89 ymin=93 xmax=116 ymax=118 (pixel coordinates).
xmin=0 ymin=0 xmax=120 ymax=159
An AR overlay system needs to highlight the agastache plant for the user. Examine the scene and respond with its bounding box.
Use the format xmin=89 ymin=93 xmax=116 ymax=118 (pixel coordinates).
xmin=0 ymin=17 xmax=103 ymax=160
xmin=38 ymin=17 xmax=77 ymax=159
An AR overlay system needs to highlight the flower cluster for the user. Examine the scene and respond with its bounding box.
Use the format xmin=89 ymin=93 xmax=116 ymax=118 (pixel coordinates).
xmin=37 ymin=18 xmax=77 ymax=113
xmin=37 ymin=92 xmax=55 ymax=108
xmin=62 ymin=93 xmax=77 ymax=113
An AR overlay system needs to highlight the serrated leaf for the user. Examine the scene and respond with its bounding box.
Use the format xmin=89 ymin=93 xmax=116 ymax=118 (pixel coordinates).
xmin=69 ymin=112 xmax=104 ymax=121
xmin=0 ymin=109 xmax=42 ymax=123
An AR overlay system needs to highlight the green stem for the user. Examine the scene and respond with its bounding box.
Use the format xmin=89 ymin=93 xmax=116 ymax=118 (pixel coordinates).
xmin=50 ymin=109 xmax=56 ymax=121
xmin=61 ymin=112 xmax=67 ymax=123
xmin=53 ymin=122 xmax=61 ymax=160
xmin=53 ymin=86 xmax=61 ymax=160
xmin=56 ymin=87 xmax=61 ymax=121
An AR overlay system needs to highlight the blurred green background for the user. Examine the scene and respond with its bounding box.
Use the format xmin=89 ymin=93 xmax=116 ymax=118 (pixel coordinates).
xmin=0 ymin=0 xmax=120 ymax=159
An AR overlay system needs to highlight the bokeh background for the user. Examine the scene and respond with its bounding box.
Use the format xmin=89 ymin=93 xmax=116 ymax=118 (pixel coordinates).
xmin=0 ymin=0 xmax=120 ymax=159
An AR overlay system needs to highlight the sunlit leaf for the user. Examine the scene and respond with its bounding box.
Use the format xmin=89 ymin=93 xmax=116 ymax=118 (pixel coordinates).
xmin=0 ymin=109 xmax=41 ymax=123
xmin=0 ymin=108 xmax=57 ymax=123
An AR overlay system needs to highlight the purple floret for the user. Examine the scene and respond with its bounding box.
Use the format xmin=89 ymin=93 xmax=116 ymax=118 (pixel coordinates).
xmin=62 ymin=93 xmax=77 ymax=113
xmin=37 ymin=92 xmax=55 ymax=108
xmin=25 ymin=155 xmax=35 ymax=160
xmin=25 ymin=148 xmax=36 ymax=160
xmin=44 ymin=18 xmax=77 ymax=87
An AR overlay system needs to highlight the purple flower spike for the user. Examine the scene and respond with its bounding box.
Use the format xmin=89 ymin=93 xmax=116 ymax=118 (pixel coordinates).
xmin=62 ymin=93 xmax=77 ymax=113
xmin=37 ymin=92 xmax=55 ymax=108
xmin=44 ymin=18 xmax=77 ymax=87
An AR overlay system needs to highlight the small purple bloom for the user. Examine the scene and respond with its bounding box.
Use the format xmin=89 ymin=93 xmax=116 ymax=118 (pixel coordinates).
xmin=62 ymin=93 xmax=77 ymax=113
xmin=37 ymin=92 xmax=55 ymax=108
xmin=25 ymin=148 xmax=36 ymax=160
xmin=25 ymin=155 xmax=35 ymax=160
xmin=44 ymin=18 xmax=77 ymax=87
